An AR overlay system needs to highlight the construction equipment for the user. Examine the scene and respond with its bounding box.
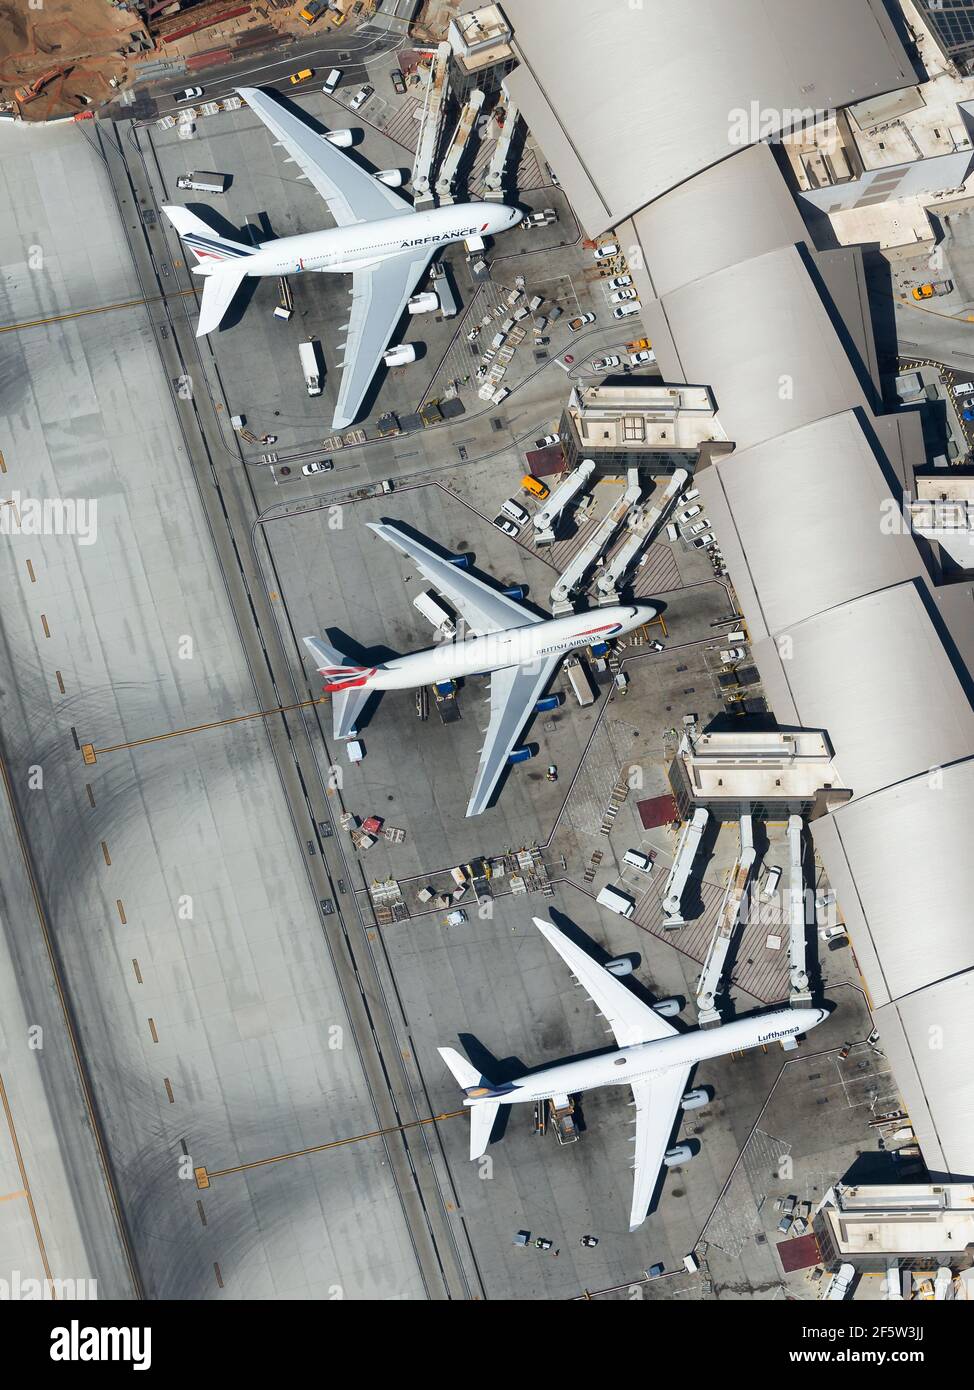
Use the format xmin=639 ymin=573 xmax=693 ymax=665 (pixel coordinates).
xmin=15 ymin=68 xmax=60 ymax=106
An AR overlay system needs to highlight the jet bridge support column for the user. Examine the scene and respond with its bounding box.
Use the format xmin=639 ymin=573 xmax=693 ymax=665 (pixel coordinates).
xmin=549 ymin=469 xmax=641 ymax=611
xmin=435 ymin=89 xmax=485 ymax=204
xmin=594 ymin=467 xmax=689 ymax=602
xmin=411 ymin=42 xmax=451 ymax=209
xmin=660 ymin=805 xmax=709 ymax=927
xmin=696 ymin=813 xmax=755 ymax=1026
xmin=787 ymin=814 xmax=812 ymax=1004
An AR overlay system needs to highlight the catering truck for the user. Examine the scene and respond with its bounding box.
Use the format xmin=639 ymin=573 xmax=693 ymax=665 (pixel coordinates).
xmin=563 ymin=655 xmax=597 ymax=707
xmin=175 ymin=171 xmax=229 ymax=194
xmin=299 ymin=340 xmax=323 ymax=396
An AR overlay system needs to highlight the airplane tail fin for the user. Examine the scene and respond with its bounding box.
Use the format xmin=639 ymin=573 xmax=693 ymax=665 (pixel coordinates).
xmin=438 ymin=1047 xmax=502 ymax=1159
xmin=303 ymin=636 xmax=376 ymax=740
xmin=161 ymin=205 xmax=257 ymax=267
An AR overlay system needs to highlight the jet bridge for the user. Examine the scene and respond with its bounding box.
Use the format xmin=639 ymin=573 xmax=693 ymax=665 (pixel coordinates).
xmin=532 ymin=458 xmax=595 ymax=544
xmin=660 ymin=805 xmax=709 ymax=927
xmin=787 ymin=814 xmax=812 ymax=1003
xmin=594 ymin=467 xmax=689 ymax=601
xmin=550 ymin=469 xmax=641 ymax=611
xmin=411 ymin=42 xmax=452 ymax=208
xmin=696 ymin=814 xmax=755 ymax=1025
xmin=483 ymin=93 xmax=519 ymax=201
xmin=435 ymin=88 xmax=485 ymax=203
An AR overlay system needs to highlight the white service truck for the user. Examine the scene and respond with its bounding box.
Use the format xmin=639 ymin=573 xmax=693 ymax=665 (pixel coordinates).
xmin=299 ymin=340 xmax=322 ymax=396
xmin=175 ymin=171 xmax=229 ymax=193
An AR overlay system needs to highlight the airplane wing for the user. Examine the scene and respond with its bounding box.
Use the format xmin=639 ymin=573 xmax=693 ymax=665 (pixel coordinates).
xmin=334 ymin=251 xmax=434 ymax=430
xmin=238 ymin=86 xmax=413 ymax=226
xmin=534 ymin=918 xmax=678 ymax=1048
xmin=466 ymin=657 xmax=560 ymax=817
xmin=628 ymin=1067 xmax=691 ymax=1230
xmin=368 ymin=522 xmax=541 ymax=636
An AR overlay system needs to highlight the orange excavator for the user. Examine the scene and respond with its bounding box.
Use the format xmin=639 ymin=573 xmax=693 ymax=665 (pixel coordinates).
xmin=15 ymin=68 xmax=61 ymax=106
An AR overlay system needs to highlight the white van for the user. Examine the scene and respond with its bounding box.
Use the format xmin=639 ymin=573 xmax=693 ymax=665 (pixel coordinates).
xmin=596 ymin=884 xmax=636 ymax=918
xmin=322 ymin=68 xmax=342 ymax=94
xmin=501 ymin=497 xmax=529 ymax=525
xmin=683 ymin=1252 xmax=701 ymax=1274
xmin=666 ymin=522 xmax=679 ymax=542
xmin=413 ymin=589 xmax=456 ymax=637
xmin=762 ymin=865 xmax=782 ymax=899
xmin=679 ymin=487 xmax=700 ymax=505
xmin=623 ymin=848 xmax=653 ymax=873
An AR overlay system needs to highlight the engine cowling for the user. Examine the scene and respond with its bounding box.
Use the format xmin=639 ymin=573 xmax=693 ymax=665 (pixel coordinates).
xmin=374 ymin=168 xmax=404 ymax=187
xmin=652 ymin=997 xmax=681 ymax=1017
xmin=663 ymin=1144 xmax=693 ymax=1167
xmin=681 ymin=1088 xmax=709 ymax=1111
xmin=382 ymin=344 xmax=416 ymax=367
xmin=324 ymin=129 xmax=353 ymax=147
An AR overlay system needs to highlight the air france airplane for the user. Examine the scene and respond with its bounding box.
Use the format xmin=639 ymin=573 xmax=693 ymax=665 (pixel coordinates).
xmin=304 ymin=522 xmax=656 ymax=817
xmin=440 ymin=919 xmax=829 ymax=1230
xmin=162 ymin=86 xmax=522 ymax=428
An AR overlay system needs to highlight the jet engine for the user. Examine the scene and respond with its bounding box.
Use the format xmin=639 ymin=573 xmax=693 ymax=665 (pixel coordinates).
xmin=681 ymin=1088 xmax=709 ymax=1111
xmin=324 ymin=129 xmax=353 ymax=147
xmin=374 ymin=168 xmax=404 ymax=187
xmin=652 ymin=998 xmax=681 ymax=1017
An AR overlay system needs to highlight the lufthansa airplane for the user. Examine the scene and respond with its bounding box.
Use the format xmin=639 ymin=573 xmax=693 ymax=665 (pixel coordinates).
xmin=304 ymin=522 xmax=656 ymax=817
xmin=440 ymin=919 xmax=828 ymax=1230
xmin=162 ymin=86 xmax=523 ymax=429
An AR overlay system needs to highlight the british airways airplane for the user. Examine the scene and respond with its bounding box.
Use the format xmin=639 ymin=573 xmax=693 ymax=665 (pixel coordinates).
xmin=440 ymin=919 xmax=828 ymax=1230
xmin=304 ymin=522 xmax=655 ymax=817
xmin=162 ymin=86 xmax=522 ymax=429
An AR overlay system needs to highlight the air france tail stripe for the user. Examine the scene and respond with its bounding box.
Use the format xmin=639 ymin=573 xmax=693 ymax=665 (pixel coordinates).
xmin=182 ymin=234 xmax=255 ymax=260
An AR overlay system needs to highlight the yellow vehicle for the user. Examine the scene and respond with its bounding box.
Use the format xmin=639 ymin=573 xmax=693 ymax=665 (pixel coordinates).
xmin=298 ymin=0 xmax=327 ymax=23
xmin=626 ymin=336 xmax=650 ymax=352
xmin=521 ymin=474 xmax=550 ymax=500
xmin=912 ymin=284 xmax=934 ymax=301
xmin=289 ymin=68 xmax=314 ymax=85
xmin=330 ymin=7 xmax=347 ymax=22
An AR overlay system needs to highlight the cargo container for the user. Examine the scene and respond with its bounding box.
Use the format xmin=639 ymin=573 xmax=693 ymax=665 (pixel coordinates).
xmin=413 ymin=589 xmax=456 ymax=637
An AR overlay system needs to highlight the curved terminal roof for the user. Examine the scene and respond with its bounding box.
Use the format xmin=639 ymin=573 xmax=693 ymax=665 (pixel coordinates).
xmin=503 ymin=0 xmax=913 ymax=236
xmin=504 ymin=1 xmax=974 ymax=1175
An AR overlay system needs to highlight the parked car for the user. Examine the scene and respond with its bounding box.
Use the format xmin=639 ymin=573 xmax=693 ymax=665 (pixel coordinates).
xmin=607 ymin=274 xmax=633 ymax=289
xmin=691 ymin=533 xmax=715 ymax=548
xmin=719 ymin=646 xmax=746 ymax=662
xmin=390 ymin=69 xmax=406 ymax=94
xmin=179 ymin=86 xmax=204 ymax=101
xmin=535 ymin=433 xmax=560 ymax=448
xmin=350 ymin=85 xmax=373 ymax=110
xmin=548 ymin=305 xmax=563 ymax=320
xmin=569 ymin=312 xmax=596 ymax=330
xmin=491 ymin=515 xmax=519 ymax=536
xmin=302 ymin=459 xmax=334 ymax=475
xmin=689 ymin=519 xmax=711 ymax=535
xmin=613 ymin=302 xmax=640 ymax=318
xmin=609 ymin=288 xmax=638 ymax=304
xmin=648 ymin=640 xmax=664 ymax=652
xmin=322 ymin=68 xmax=342 ymax=94
xmin=678 ymin=505 xmax=702 ymax=522
xmin=952 ymin=380 xmax=974 ymax=396
xmin=593 ymin=242 xmax=620 ymax=260
xmin=820 ymin=925 xmax=848 ymax=942
xmin=630 ymin=348 xmax=655 ymax=365
xmin=593 ymin=354 xmax=621 ymax=370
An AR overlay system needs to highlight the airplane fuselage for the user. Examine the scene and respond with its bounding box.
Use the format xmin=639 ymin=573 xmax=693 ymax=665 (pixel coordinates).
xmin=193 ymin=201 xmax=519 ymax=278
xmin=469 ymin=1007 xmax=827 ymax=1106
xmin=323 ymin=604 xmax=653 ymax=692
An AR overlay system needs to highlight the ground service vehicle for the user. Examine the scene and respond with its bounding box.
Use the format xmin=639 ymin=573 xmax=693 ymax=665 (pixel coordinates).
xmin=289 ymin=70 xmax=313 ymax=85
xmin=594 ymin=242 xmax=619 ymax=259
xmin=614 ymin=302 xmax=640 ymax=318
xmin=302 ymin=459 xmax=333 ymax=475
xmin=350 ymin=85 xmax=373 ymax=110
xmin=911 ymin=280 xmax=952 ymax=300
xmin=391 ymin=69 xmax=406 ymax=94
xmin=630 ymin=348 xmax=655 ymax=365
xmin=569 ymin=312 xmax=595 ymax=330
xmin=521 ymin=474 xmax=550 ymax=499
xmin=176 ymin=171 xmax=229 ymax=193
xmin=596 ymin=884 xmax=636 ymax=918
xmin=322 ymin=68 xmax=342 ymax=93
xmin=299 ymin=0 xmax=327 ymax=23
xmin=492 ymin=515 xmax=519 ymax=536
xmin=413 ymin=590 xmax=456 ymax=637
xmin=535 ymin=434 xmax=560 ymax=448
xmin=564 ymin=655 xmax=596 ymax=706
xmin=299 ymin=340 xmax=323 ymax=396
xmin=593 ymin=354 xmax=621 ymax=370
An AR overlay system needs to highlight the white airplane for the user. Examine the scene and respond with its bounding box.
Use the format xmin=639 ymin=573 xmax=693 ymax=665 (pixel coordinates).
xmin=440 ymin=919 xmax=828 ymax=1230
xmin=304 ymin=522 xmax=655 ymax=817
xmin=161 ymin=85 xmax=522 ymax=429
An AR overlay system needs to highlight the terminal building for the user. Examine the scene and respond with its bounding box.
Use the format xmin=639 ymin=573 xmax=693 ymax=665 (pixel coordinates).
xmin=559 ymin=381 xmax=730 ymax=478
xmin=814 ymin=1183 xmax=974 ymax=1279
xmin=501 ymin=0 xmax=974 ymax=1183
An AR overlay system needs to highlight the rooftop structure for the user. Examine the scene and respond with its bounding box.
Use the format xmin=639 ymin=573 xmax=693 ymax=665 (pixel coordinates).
xmin=560 ymin=382 xmax=729 ymax=477
xmin=815 ymin=1183 xmax=974 ymax=1272
xmin=448 ymin=4 xmax=513 ymax=73
xmin=669 ymin=728 xmax=850 ymax=823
